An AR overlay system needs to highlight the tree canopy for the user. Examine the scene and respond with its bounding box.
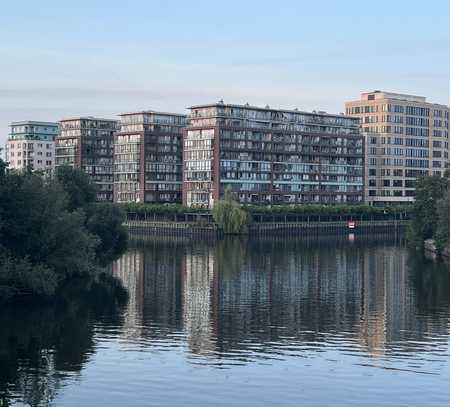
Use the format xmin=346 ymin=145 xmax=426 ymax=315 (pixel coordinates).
xmin=408 ymin=174 xmax=450 ymax=252
xmin=54 ymin=165 xmax=97 ymax=211
xmin=0 ymin=161 xmax=127 ymax=300
xmin=212 ymin=189 xmax=250 ymax=234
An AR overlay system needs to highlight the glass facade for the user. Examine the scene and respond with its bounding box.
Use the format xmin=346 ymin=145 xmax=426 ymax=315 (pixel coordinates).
xmin=113 ymin=111 xmax=186 ymax=203
xmin=184 ymin=103 xmax=364 ymax=208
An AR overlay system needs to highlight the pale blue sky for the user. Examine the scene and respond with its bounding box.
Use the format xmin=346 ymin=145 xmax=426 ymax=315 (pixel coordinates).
xmin=1 ymin=0 xmax=450 ymax=145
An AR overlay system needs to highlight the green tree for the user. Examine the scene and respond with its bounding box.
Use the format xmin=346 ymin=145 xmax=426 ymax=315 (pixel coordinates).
xmin=55 ymin=166 xmax=127 ymax=263
xmin=55 ymin=165 xmax=97 ymax=210
xmin=409 ymin=175 xmax=450 ymax=242
xmin=86 ymin=203 xmax=128 ymax=263
xmin=435 ymin=190 xmax=450 ymax=250
xmin=0 ymin=166 xmax=97 ymax=298
xmin=212 ymin=188 xmax=250 ymax=234
xmin=0 ymin=159 xmax=128 ymax=300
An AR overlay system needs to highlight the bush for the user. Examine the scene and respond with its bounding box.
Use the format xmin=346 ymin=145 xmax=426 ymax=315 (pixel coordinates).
xmin=119 ymin=202 xmax=204 ymax=218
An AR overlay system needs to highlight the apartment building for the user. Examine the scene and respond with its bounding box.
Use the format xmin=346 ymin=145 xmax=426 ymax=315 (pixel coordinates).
xmin=113 ymin=111 xmax=186 ymax=203
xmin=183 ymin=101 xmax=364 ymax=208
xmin=346 ymin=91 xmax=450 ymax=205
xmin=55 ymin=117 xmax=118 ymax=201
xmin=5 ymin=121 xmax=58 ymax=173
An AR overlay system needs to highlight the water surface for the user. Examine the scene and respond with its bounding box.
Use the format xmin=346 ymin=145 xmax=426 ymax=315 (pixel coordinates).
xmin=2 ymin=236 xmax=450 ymax=406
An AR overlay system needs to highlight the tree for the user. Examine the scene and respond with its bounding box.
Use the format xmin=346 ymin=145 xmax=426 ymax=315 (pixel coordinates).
xmin=86 ymin=203 xmax=128 ymax=264
xmin=55 ymin=166 xmax=128 ymax=263
xmin=410 ymin=175 xmax=450 ymax=242
xmin=212 ymin=188 xmax=250 ymax=234
xmin=0 ymin=159 xmax=131 ymax=300
xmin=0 ymin=167 xmax=98 ymax=298
xmin=54 ymin=165 xmax=97 ymax=211
xmin=0 ymin=159 xmax=7 ymax=176
xmin=435 ymin=190 xmax=450 ymax=250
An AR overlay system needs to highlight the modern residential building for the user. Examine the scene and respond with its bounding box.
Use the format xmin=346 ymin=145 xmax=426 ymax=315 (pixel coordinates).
xmin=183 ymin=101 xmax=364 ymax=208
xmin=113 ymin=111 xmax=186 ymax=203
xmin=346 ymin=91 xmax=450 ymax=205
xmin=5 ymin=121 xmax=58 ymax=173
xmin=55 ymin=117 xmax=118 ymax=201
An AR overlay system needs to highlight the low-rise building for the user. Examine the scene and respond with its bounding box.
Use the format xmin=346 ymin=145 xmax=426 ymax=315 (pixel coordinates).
xmin=55 ymin=117 xmax=118 ymax=201
xmin=183 ymin=101 xmax=364 ymax=208
xmin=113 ymin=111 xmax=186 ymax=203
xmin=5 ymin=121 xmax=58 ymax=173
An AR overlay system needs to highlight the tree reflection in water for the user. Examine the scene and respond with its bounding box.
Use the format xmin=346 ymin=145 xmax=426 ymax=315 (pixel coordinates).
xmin=0 ymin=275 xmax=127 ymax=407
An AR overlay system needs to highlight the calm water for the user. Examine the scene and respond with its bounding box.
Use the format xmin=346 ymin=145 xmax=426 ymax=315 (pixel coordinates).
xmin=2 ymin=236 xmax=450 ymax=406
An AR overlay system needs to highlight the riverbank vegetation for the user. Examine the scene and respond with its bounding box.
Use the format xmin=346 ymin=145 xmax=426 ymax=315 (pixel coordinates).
xmin=121 ymin=201 xmax=411 ymax=219
xmin=408 ymin=174 xmax=450 ymax=251
xmin=0 ymin=161 xmax=127 ymax=301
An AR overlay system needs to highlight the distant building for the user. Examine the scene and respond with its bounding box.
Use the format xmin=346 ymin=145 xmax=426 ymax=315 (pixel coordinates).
xmin=113 ymin=111 xmax=186 ymax=203
xmin=5 ymin=121 xmax=58 ymax=173
xmin=55 ymin=117 xmax=118 ymax=201
xmin=346 ymin=91 xmax=450 ymax=205
xmin=183 ymin=102 xmax=364 ymax=208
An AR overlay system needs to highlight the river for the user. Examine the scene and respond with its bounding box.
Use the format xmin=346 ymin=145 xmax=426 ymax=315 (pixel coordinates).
xmin=1 ymin=236 xmax=450 ymax=406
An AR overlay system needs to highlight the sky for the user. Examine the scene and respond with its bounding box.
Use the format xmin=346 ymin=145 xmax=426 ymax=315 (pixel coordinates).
xmin=1 ymin=0 xmax=450 ymax=147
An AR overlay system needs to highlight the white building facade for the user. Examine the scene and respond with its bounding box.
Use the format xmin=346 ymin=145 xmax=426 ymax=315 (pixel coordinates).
xmin=5 ymin=121 xmax=58 ymax=174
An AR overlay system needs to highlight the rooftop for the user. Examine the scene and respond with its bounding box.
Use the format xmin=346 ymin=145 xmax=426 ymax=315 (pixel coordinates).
xmin=10 ymin=120 xmax=58 ymax=127
xmin=119 ymin=110 xmax=186 ymax=118
xmin=59 ymin=116 xmax=118 ymax=123
xmin=188 ymin=101 xmax=350 ymax=119
xmin=361 ymin=90 xmax=427 ymax=103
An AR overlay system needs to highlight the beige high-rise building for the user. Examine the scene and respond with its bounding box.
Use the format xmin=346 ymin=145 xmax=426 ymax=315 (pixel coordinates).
xmin=346 ymin=91 xmax=450 ymax=205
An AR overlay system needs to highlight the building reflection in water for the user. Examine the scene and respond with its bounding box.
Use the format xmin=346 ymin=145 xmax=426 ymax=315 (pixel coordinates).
xmin=112 ymin=236 xmax=450 ymax=361
xmin=112 ymin=250 xmax=144 ymax=338
xmin=181 ymin=249 xmax=216 ymax=355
